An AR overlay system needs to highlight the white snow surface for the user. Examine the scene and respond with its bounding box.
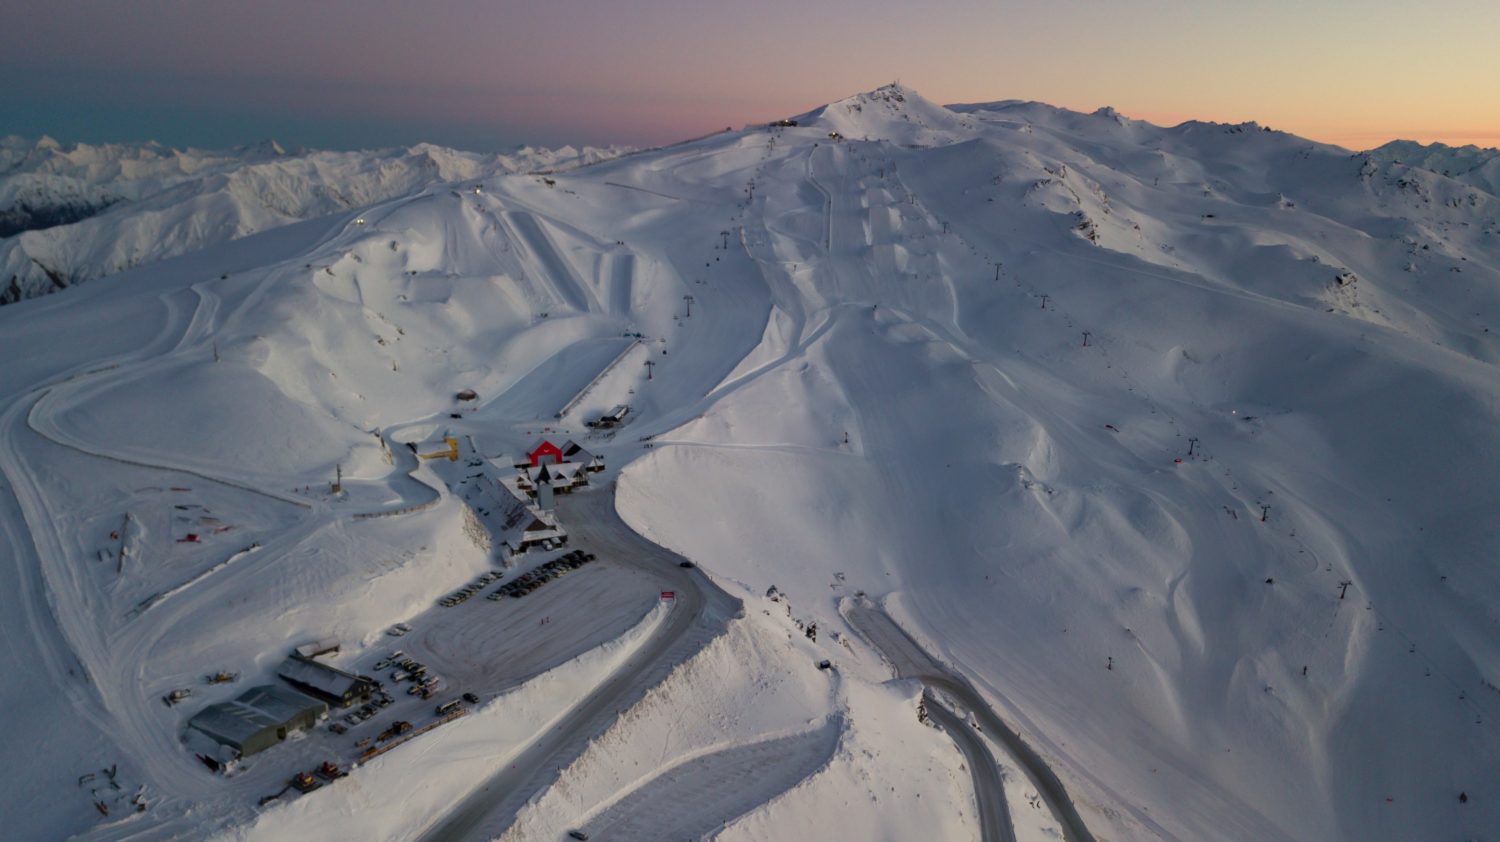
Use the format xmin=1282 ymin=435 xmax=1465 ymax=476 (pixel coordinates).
xmin=1364 ymin=139 xmax=1500 ymax=196
xmin=1 ymin=84 xmax=1498 ymax=841
xmin=501 ymin=607 xmax=979 ymax=842
xmin=0 ymin=135 xmax=628 ymax=303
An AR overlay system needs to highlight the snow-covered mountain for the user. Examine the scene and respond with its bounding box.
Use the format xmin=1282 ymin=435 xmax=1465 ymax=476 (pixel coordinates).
xmin=1 ymin=85 xmax=1497 ymax=842
xmin=1363 ymin=138 xmax=1500 ymax=196
xmin=0 ymin=136 xmax=628 ymax=304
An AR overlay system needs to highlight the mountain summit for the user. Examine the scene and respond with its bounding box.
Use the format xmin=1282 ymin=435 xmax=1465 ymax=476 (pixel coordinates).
xmin=0 ymin=89 xmax=1496 ymax=841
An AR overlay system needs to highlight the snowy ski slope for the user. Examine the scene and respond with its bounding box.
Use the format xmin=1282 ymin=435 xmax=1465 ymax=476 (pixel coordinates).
xmin=1 ymin=84 xmax=1498 ymax=840
xmin=0 ymin=136 xmax=627 ymax=304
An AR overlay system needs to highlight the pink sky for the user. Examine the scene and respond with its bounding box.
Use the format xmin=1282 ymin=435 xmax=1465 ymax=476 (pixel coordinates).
xmin=3 ymin=0 xmax=1497 ymax=152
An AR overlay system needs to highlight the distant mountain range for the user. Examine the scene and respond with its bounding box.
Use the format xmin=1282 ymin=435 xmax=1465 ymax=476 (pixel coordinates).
xmin=0 ymin=135 xmax=628 ymax=304
xmin=1363 ymin=138 xmax=1500 ymax=195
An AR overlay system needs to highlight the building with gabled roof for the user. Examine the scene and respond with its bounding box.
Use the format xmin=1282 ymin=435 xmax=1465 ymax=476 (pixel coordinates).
xmin=522 ymin=439 xmax=564 ymax=467
xmin=561 ymin=440 xmax=605 ymax=472
xmin=495 ymin=479 xmax=566 ymax=557
xmin=187 ymin=684 xmax=326 ymax=758
xmin=536 ymin=461 xmax=588 ymax=488
xmin=277 ymin=655 xmax=377 ymax=708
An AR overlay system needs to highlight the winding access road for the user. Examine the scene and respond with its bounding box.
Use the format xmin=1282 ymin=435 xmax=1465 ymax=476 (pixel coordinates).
xmin=417 ymin=485 xmax=741 ymax=842
xmin=924 ymin=691 xmax=1017 ymax=842
xmin=845 ymin=603 xmax=1098 ymax=842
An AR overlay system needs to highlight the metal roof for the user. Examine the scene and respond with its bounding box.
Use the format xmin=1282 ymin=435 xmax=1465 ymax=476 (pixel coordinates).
xmin=188 ymin=685 xmax=326 ymax=747
xmin=277 ymin=655 xmax=365 ymax=698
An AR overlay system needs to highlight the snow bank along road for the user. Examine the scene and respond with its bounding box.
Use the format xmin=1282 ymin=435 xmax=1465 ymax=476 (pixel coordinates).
xmin=845 ymin=603 xmax=1099 ymax=842
xmin=418 ymin=485 xmax=741 ymax=842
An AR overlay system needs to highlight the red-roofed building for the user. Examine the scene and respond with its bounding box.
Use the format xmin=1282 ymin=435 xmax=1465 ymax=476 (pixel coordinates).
xmin=526 ymin=439 xmax=564 ymax=466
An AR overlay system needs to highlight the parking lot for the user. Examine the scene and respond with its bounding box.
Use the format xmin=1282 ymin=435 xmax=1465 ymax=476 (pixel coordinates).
xmin=225 ymin=548 xmax=664 ymax=807
xmin=393 ymin=553 xmax=663 ymax=699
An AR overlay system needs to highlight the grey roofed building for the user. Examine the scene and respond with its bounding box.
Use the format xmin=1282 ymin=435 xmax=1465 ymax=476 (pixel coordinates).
xmin=494 ymin=479 xmax=566 ymax=557
xmin=560 ymin=440 xmax=605 ymax=472
xmin=277 ymin=654 xmax=376 ymax=708
xmin=515 ymin=461 xmax=588 ymax=498
xmin=188 ymin=684 xmax=326 ymax=758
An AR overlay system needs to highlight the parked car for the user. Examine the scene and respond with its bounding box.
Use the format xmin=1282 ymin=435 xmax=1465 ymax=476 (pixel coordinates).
xmin=462 ymin=692 xmax=480 ymax=704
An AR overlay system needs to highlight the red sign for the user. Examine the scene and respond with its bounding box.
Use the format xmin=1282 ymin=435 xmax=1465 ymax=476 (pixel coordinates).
xmin=660 ymin=591 xmax=675 ymax=600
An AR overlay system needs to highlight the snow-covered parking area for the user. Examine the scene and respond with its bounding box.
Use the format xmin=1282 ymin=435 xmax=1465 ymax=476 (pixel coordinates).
xmin=149 ymin=554 xmax=666 ymax=827
xmin=385 ymin=558 xmax=662 ymax=699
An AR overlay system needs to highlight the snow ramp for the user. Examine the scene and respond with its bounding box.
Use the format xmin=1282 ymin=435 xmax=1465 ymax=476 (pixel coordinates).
xmin=501 ymin=211 xmax=599 ymax=314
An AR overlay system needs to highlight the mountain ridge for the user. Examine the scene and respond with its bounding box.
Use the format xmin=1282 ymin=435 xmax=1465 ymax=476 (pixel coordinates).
xmin=0 ymin=84 xmax=1496 ymax=841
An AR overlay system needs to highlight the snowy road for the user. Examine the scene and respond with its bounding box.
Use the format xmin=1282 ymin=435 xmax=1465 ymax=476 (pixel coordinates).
xmin=417 ymin=485 xmax=741 ymax=842
xmin=925 ymin=692 xmax=1018 ymax=842
xmin=845 ymin=603 xmax=1098 ymax=842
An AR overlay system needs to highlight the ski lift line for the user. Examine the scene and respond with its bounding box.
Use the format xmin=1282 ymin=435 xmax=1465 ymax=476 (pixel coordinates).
xmin=600 ymin=181 xmax=713 ymax=206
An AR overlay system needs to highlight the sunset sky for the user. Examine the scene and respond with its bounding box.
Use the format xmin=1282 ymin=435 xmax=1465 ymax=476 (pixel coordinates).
xmin=4 ymin=0 xmax=1498 ymax=152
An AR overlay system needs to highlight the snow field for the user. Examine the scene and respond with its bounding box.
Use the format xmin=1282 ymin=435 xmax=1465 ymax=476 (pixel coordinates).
xmin=0 ymin=137 xmax=628 ymax=304
xmin=501 ymin=605 xmax=979 ymax=842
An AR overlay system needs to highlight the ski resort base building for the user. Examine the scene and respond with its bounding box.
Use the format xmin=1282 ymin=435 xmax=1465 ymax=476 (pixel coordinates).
xmin=495 ymin=478 xmax=566 ymax=558
xmin=276 ymin=655 xmax=377 ymax=709
xmin=513 ymin=439 xmax=602 ymax=500
xmin=517 ymin=461 xmax=589 ymax=495
xmin=515 ymin=439 xmax=604 ymax=475
xmin=187 ymin=685 xmax=327 ymax=759
xmin=560 ymin=440 xmax=605 ymax=472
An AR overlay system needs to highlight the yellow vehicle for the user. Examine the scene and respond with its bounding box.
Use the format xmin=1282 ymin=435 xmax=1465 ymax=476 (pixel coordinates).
xmin=419 ymin=436 xmax=459 ymax=461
